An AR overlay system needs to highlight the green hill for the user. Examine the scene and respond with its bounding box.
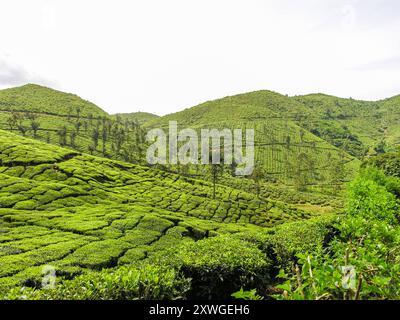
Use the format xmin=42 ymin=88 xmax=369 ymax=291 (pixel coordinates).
xmin=0 ymin=84 xmax=147 ymax=163
xmin=111 ymin=112 xmax=159 ymax=124
xmin=0 ymin=84 xmax=107 ymax=118
xmin=291 ymin=94 xmax=387 ymax=155
xmin=146 ymin=90 xmax=361 ymax=189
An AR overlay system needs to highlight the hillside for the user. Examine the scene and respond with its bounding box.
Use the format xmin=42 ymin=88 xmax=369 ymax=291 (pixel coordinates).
xmin=3 ymin=84 xmax=400 ymax=194
xmin=6 ymin=84 xmax=400 ymax=194
xmin=0 ymin=86 xmax=399 ymax=300
xmin=111 ymin=112 xmax=159 ymax=124
xmin=0 ymin=130 xmax=323 ymax=290
xmin=0 ymin=84 xmax=107 ymax=118
xmin=146 ymin=90 xmax=361 ymax=188
xmin=291 ymin=94 xmax=393 ymax=156
xmin=0 ymin=84 xmax=146 ymax=163
xmin=0 ymin=84 xmax=366 ymax=193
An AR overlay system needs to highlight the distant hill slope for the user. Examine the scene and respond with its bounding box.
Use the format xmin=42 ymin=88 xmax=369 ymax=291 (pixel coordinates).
xmin=145 ymin=90 xmax=309 ymax=127
xmin=0 ymin=84 xmax=108 ymax=118
xmin=291 ymin=94 xmax=394 ymax=156
xmin=148 ymin=90 xmax=400 ymax=158
xmin=111 ymin=112 xmax=159 ymax=124
xmin=0 ymin=130 xmax=321 ymax=289
xmin=0 ymin=84 xmax=146 ymax=163
xmin=146 ymin=90 xmax=361 ymax=187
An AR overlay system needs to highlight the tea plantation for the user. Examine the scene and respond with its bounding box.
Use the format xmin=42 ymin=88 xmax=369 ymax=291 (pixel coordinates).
xmin=1 ymin=84 xmax=399 ymax=300
xmin=0 ymin=129 xmax=325 ymax=294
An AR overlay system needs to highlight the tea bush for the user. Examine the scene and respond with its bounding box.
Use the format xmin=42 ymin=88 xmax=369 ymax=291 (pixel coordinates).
xmin=267 ymin=215 xmax=338 ymax=269
xmin=172 ymin=236 xmax=272 ymax=299
xmin=3 ymin=264 xmax=190 ymax=300
xmin=274 ymin=168 xmax=400 ymax=300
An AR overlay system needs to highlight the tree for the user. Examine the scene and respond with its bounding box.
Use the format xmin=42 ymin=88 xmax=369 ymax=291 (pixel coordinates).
xmin=30 ymin=120 xmax=40 ymax=138
xmin=120 ymin=143 xmax=135 ymax=162
xmin=91 ymin=127 xmax=100 ymax=150
xmin=285 ymin=136 xmax=291 ymax=149
xmin=88 ymin=113 xmax=93 ymax=125
xmin=67 ymin=107 xmax=72 ymax=122
xmin=113 ymin=127 xmax=125 ymax=155
xmin=57 ymin=126 xmax=67 ymax=146
xmin=374 ymin=139 xmax=386 ymax=154
xmin=76 ymin=106 xmax=81 ymax=119
xmin=299 ymin=129 xmax=305 ymax=143
xmin=324 ymin=108 xmax=333 ymax=119
xmin=101 ymin=126 xmax=108 ymax=155
xmin=289 ymin=152 xmax=310 ymax=191
xmin=209 ymin=149 xmax=224 ymax=199
xmin=250 ymin=164 xmax=265 ymax=197
xmin=70 ymin=130 xmax=77 ymax=147
xmin=75 ymin=121 xmax=82 ymax=133
xmin=327 ymin=152 xmax=346 ymax=193
xmin=6 ymin=112 xmax=18 ymax=131
xmin=88 ymin=145 xmax=95 ymax=155
xmin=25 ymin=113 xmax=40 ymax=138
xmin=14 ymin=113 xmax=28 ymax=136
xmin=230 ymin=159 xmax=238 ymax=177
xmin=180 ymin=164 xmax=190 ymax=177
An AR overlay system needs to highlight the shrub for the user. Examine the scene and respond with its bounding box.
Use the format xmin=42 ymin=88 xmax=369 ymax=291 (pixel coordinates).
xmin=275 ymin=168 xmax=400 ymax=300
xmin=362 ymin=152 xmax=400 ymax=178
xmin=346 ymin=171 xmax=398 ymax=223
xmin=171 ymin=235 xmax=272 ymax=299
xmin=59 ymin=240 xmax=132 ymax=269
xmin=267 ymin=215 xmax=337 ymax=269
xmin=2 ymin=264 xmax=190 ymax=300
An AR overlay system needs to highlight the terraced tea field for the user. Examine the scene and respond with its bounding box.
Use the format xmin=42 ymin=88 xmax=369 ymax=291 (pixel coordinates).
xmin=0 ymin=130 xmax=323 ymax=291
xmin=3 ymin=84 xmax=398 ymax=299
xmin=145 ymin=91 xmax=363 ymax=186
xmin=0 ymin=84 xmax=148 ymax=163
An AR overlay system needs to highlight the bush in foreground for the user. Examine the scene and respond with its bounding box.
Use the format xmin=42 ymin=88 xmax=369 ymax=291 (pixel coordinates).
xmin=174 ymin=236 xmax=272 ymax=299
xmin=274 ymin=168 xmax=400 ymax=300
xmin=3 ymin=264 xmax=190 ymax=300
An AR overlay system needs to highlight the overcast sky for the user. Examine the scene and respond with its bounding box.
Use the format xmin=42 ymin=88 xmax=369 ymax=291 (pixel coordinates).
xmin=1 ymin=0 xmax=400 ymax=115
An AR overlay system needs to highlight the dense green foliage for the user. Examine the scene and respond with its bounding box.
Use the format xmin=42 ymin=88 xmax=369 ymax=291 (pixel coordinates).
xmin=363 ymin=152 xmax=400 ymax=177
xmin=172 ymin=236 xmax=271 ymax=299
xmin=4 ymin=264 xmax=190 ymax=300
xmin=274 ymin=168 xmax=400 ymax=300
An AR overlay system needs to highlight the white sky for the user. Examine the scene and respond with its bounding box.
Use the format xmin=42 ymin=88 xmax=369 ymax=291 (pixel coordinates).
xmin=1 ymin=0 xmax=400 ymax=115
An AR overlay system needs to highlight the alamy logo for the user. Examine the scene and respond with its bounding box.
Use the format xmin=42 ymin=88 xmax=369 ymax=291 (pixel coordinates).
xmin=41 ymin=265 xmax=56 ymax=289
xmin=146 ymin=121 xmax=254 ymax=176
xmin=341 ymin=265 xmax=356 ymax=290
